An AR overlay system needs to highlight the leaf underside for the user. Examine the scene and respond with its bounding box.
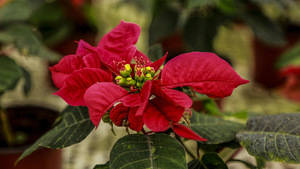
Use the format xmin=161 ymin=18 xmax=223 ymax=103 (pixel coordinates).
xmin=237 ymin=113 xmax=300 ymax=163
xmin=17 ymin=106 xmax=94 ymax=163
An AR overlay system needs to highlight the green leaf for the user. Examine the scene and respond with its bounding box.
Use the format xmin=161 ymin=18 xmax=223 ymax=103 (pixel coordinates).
xmin=0 ymin=0 xmax=32 ymax=23
xmin=216 ymin=0 xmax=237 ymax=15
xmin=191 ymin=113 xmax=245 ymax=144
xmin=198 ymin=140 xmax=241 ymax=153
xmin=109 ymin=133 xmax=187 ymax=169
xmin=183 ymin=12 xmax=223 ymax=52
xmin=149 ymin=1 xmax=180 ymax=45
xmin=240 ymin=10 xmax=286 ymax=46
xmin=0 ymin=24 xmax=60 ymax=61
xmin=228 ymin=159 xmax=257 ymax=169
xmin=277 ymin=42 xmax=300 ymax=68
xmin=0 ymin=56 xmax=23 ymax=93
xmin=187 ymin=0 xmax=219 ymax=9
xmin=255 ymin=157 xmax=266 ymax=169
xmin=17 ymin=106 xmax=94 ymax=163
xmin=188 ymin=153 xmax=229 ymax=169
xmin=188 ymin=159 xmax=203 ymax=169
xmin=20 ymin=67 xmax=31 ymax=96
xmin=93 ymin=162 xmax=110 ymax=169
xmin=148 ymin=43 xmax=163 ymax=62
xmin=201 ymin=152 xmax=228 ymax=169
xmin=237 ymin=113 xmax=300 ymax=163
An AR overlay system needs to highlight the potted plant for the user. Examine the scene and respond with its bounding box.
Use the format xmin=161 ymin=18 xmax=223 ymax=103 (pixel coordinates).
xmin=16 ymin=20 xmax=300 ymax=169
xmin=0 ymin=55 xmax=62 ymax=169
xmin=0 ymin=1 xmax=73 ymax=168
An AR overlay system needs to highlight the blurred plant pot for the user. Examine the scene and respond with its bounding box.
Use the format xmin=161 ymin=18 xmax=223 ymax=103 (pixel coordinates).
xmin=0 ymin=147 xmax=61 ymax=169
xmin=0 ymin=105 xmax=62 ymax=169
xmin=252 ymin=26 xmax=300 ymax=89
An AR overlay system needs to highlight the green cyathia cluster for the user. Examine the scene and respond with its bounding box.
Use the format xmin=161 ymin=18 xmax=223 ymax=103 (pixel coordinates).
xmin=115 ymin=64 xmax=155 ymax=89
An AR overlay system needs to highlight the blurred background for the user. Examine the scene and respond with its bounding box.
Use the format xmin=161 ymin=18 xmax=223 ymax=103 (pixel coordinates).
xmin=0 ymin=0 xmax=300 ymax=169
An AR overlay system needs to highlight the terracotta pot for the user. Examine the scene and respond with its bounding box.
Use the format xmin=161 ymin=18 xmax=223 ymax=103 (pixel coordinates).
xmin=252 ymin=26 xmax=300 ymax=89
xmin=0 ymin=105 xmax=62 ymax=169
xmin=0 ymin=147 xmax=62 ymax=169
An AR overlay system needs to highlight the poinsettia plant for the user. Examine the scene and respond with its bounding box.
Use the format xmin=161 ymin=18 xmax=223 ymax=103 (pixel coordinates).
xmin=17 ymin=21 xmax=300 ymax=169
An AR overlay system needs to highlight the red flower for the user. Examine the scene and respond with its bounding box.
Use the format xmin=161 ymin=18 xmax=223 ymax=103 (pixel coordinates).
xmin=280 ymin=66 xmax=300 ymax=102
xmin=50 ymin=21 xmax=249 ymax=141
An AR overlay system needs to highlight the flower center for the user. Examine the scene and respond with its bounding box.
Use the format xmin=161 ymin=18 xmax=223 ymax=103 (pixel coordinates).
xmin=115 ymin=63 xmax=155 ymax=89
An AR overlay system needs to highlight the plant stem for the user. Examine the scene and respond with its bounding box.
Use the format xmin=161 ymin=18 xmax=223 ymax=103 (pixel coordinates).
xmin=0 ymin=108 xmax=14 ymax=146
xmin=175 ymin=135 xmax=197 ymax=160
xmin=225 ymin=147 xmax=243 ymax=162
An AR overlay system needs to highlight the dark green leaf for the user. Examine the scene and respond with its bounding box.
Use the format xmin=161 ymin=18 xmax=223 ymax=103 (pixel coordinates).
xmin=188 ymin=159 xmax=203 ymax=169
xmin=237 ymin=113 xmax=300 ymax=163
xmin=256 ymin=157 xmax=266 ymax=169
xmin=198 ymin=140 xmax=241 ymax=153
xmin=110 ymin=133 xmax=187 ymax=169
xmin=187 ymin=0 xmax=219 ymax=8
xmin=0 ymin=56 xmax=22 ymax=93
xmin=277 ymin=42 xmax=300 ymax=68
xmin=191 ymin=113 xmax=245 ymax=144
xmin=228 ymin=159 xmax=257 ymax=169
xmin=0 ymin=0 xmax=32 ymax=23
xmin=28 ymin=2 xmax=72 ymax=46
xmin=183 ymin=12 xmax=223 ymax=52
xmin=201 ymin=152 xmax=228 ymax=169
xmin=20 ymin=67 xmax=31 ymax=96
xmin=149 ymin=1 xmax=179 ymax=45
xmin=0 ymin=24 xmax=60 ymax=61
xmin=240 ymin=10 xmax=286 ymax=46
xmin=17 ymin=106 xmax=94 ymax=163
xmin=148 ymin=44 xmax=163 ymax=62
xmin=216 ymin=0 xmax=237 ymax=15
xmin=93 ymin=162 xmax=110 ymax=169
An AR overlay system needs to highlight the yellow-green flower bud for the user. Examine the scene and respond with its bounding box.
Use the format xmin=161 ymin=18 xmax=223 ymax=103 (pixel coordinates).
xmin=126 ymin=77 xmax=136 ymax=86
xmin=115 ymin=75 xmax=122 ymax=82
xmin=124 ymin=64 xmax=132 ymax=72
xmin=145 ymin=73 xmax=152 ymax=80
xmin=116 ymin=76 xmax=126 ymax=86
xmin=120 ymin=64 xmax=132 ymax=77
xmin=146 ymin=66 xmax=151 ymax=72
xmin=136 ymin=81 xmax=142 ymax=88
xmin=129 ymin=79 xmax=136 ymax=86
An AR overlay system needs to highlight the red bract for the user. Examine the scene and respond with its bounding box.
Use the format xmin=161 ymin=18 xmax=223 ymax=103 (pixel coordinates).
xmin=50 ymin=21 xmax=249 ymax=141
xmin=280 ymin=66 xmax=300 ymax=102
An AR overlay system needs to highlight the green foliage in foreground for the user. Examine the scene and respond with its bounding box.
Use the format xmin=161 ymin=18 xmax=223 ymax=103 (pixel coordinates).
xmin=237 ymin=113 xmax=300 ymax=163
